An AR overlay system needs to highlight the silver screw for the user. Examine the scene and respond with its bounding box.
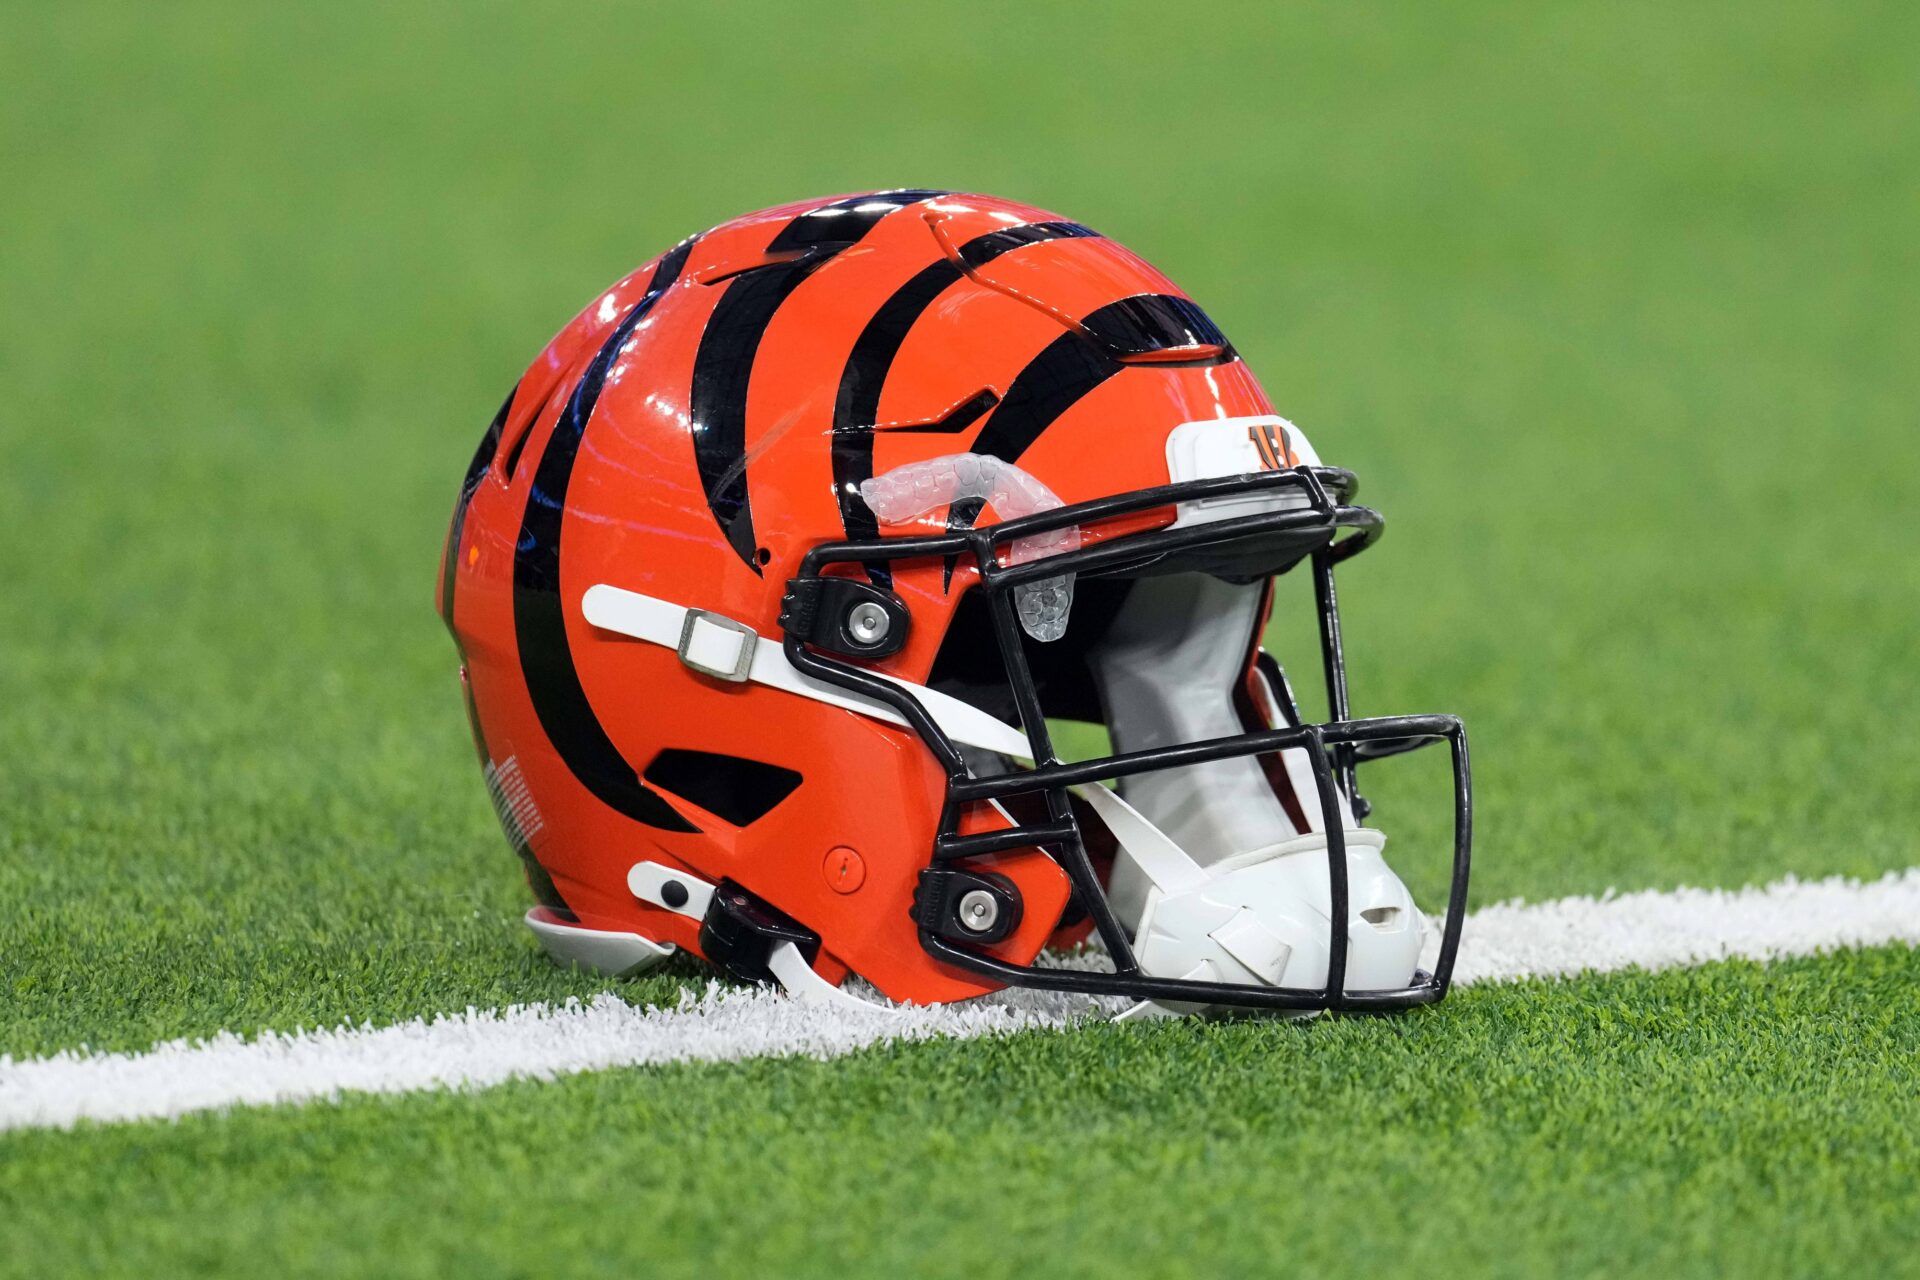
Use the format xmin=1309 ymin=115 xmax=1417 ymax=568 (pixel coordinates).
xmin=957 ymin=889 xmax=1000 ymax=933
xmin=847 ymin=601 xmax=891 ymax=646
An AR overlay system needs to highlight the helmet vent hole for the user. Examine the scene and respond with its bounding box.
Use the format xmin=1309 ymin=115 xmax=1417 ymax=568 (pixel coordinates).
xmin=499 ymin=414 xmax=537 ymax=482
xmin=642 ymin=749 xmax=801 ymax=827
xmin=1360 ymin=907 xmax=1400 ymax=929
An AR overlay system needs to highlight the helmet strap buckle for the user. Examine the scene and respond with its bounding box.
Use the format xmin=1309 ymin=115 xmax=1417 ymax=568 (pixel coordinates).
xmin=677 ymin=609 xmax=758 ymax=682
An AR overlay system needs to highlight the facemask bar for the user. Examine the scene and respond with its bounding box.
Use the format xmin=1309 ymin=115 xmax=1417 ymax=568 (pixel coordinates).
xmin=786 ymin=466 xmax=1474 ymax=1013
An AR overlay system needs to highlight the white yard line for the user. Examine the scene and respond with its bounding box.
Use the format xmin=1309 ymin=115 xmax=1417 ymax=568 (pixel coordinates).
xmin=4 ymin=870 xmax=1918 ymax=1133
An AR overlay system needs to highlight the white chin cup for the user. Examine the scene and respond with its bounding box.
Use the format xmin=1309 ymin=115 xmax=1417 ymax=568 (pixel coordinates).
xmin=1128 ymin=829 xmax=1424 ymax=1017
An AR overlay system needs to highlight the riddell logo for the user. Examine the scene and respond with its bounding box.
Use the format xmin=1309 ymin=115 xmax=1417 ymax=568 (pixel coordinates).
xmin=1248 ymin=422 xmax=1299 ymax=470
xmin=484 ymin=755 xmax=546 ymax=854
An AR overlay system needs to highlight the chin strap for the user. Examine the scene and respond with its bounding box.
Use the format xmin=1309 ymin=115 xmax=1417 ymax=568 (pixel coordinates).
xmin=582 ymin=584 xmax=1031 ymax=760
xmin=1065 ymin=785 xmax=1222 ymax=1021
xmin=762 ymin=940 xmax=894 ymax=1013
xmin=1069 ymin=781 xmax=1210 ymax=897
xmin=628 ymin=860 xmax=898 ymax=1015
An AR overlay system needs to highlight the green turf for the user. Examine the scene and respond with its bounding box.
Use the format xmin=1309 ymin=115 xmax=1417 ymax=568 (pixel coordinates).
xmin=6 ymin=948 xmax=1919 ymax=1279
xmin=2 ymin=0 xmax=1917 ymax=1273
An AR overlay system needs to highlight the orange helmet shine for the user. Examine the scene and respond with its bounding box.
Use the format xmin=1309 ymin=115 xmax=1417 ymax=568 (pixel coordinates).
xmin=439 ymin=191 xmax=1473 ymax=1017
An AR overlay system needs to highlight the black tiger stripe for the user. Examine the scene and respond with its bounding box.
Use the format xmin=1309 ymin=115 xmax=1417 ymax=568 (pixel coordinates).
xmin=831 ymin=259 xmax=964 ymax=582
xmin=830 ymin=219 xmax=1105 ymax=577
xmin=768 ymin=188 xmax=948 ymax=253
xmin=939 ymin=331 xmax=1124 ymax=581
xmin=965 ymin=293 xmax=1235 ymax=468
xmin=940 ymin=294 xmax=1236 ymax=583
xmin=442 ymin=385 xmax=519 ymax=768
xmin=961 ymin=332 xmax=1122 ymax=472
xmin=439 ymin=382 xmax=516 ymax=631
xmin=1080 ymin=293 xmax=1231 ymax=358
xmin=691 ymin=190 xmax=948 ymax=571
xmin=513 ymin=239 xmax=698 ymax=833
xmin=956 ymin=220 xmax=1098 ymax=268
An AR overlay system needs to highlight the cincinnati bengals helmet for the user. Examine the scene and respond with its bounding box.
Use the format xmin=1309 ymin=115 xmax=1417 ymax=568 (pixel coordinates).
xmin=438 ymin=190 xmax=1472 ymax=1017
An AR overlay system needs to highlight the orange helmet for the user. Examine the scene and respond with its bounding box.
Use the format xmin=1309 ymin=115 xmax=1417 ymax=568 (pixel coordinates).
xmin=439 ymin=190 xmax=1472 ymax=1017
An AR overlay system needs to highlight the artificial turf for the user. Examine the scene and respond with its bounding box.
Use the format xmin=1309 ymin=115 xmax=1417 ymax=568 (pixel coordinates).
xmin=6 ymin=949 xmax=1919 ymax=1278
xmin=3 ymin=1 xmax=1916 ymax=1274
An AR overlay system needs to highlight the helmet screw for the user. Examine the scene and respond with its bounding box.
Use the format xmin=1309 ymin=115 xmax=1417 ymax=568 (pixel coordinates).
xmin=956 ymin=888 xmax=1000 ymax=934
xmin=846 ymin=601 xmax=891 ymax=646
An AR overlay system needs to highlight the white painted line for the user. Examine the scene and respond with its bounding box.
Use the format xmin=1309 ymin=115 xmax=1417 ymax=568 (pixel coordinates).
xmin=0 ymin=983 xmax=1099 ymax=1135
xmin=4 ymin=870 xmax=1917 ymax=1133
xmin=1439 ymin=870 xmax=1920 ymax=984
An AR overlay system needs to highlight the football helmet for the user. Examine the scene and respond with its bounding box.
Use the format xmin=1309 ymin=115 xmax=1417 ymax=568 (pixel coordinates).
xmin=438 ymin=190 xmax=1472 ymax=1017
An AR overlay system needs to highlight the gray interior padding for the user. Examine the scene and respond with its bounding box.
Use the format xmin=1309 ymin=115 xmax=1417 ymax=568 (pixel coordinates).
xmin=1090 ymin=574 xmax=1302 ymax=892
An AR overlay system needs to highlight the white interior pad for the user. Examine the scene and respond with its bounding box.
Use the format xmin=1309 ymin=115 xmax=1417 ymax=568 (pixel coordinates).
xmin=1091 ymin=574 xmax=1301 ymax=868
xmin=1129 ymin=827 xmax=1423 ymax=1007
xmin=582 ymin=584 xmax=1031 ymax=760
xmin=1112 ymin=960 xmax=1216 ymax=1022
xmin=1071 ymin=767 xmax=1421 ymax=1016
xmin=1209 ymin=909 xmax=1293 ymax=985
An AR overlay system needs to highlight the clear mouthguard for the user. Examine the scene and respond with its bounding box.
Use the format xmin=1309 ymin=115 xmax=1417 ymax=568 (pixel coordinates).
xmin=859 ymin=454 xmax=1080 ymax=641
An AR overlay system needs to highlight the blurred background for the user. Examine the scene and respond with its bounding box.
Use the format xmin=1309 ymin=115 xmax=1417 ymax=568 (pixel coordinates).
xmin=3 ymin=1 xmax=1915 ymax=1044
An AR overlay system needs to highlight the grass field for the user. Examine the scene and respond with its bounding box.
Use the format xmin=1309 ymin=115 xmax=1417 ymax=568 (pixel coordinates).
xmin=3 ymin=1 xmax=1918 ymax=1275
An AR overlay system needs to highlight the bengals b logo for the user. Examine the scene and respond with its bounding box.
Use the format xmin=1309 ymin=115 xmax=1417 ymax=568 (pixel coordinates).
xmin=1248 ymin=422 xmax=1299 ymax=470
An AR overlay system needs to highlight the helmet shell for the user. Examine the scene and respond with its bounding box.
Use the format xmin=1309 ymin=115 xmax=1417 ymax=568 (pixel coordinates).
xmin=440 ymin=191 xmax=1277 ymax=1003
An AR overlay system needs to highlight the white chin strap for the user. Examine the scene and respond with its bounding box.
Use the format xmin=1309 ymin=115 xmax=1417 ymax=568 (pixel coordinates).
xmin=628 ymin=861 xmax=898 ymax=1015
xmin=581 ymin=584 xmax=1031 ymax=761
xmin=1073 ymin=782 xmax=1425 ymax=1019
xmin=528 ymin=862 xmax=895 ymax=1013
